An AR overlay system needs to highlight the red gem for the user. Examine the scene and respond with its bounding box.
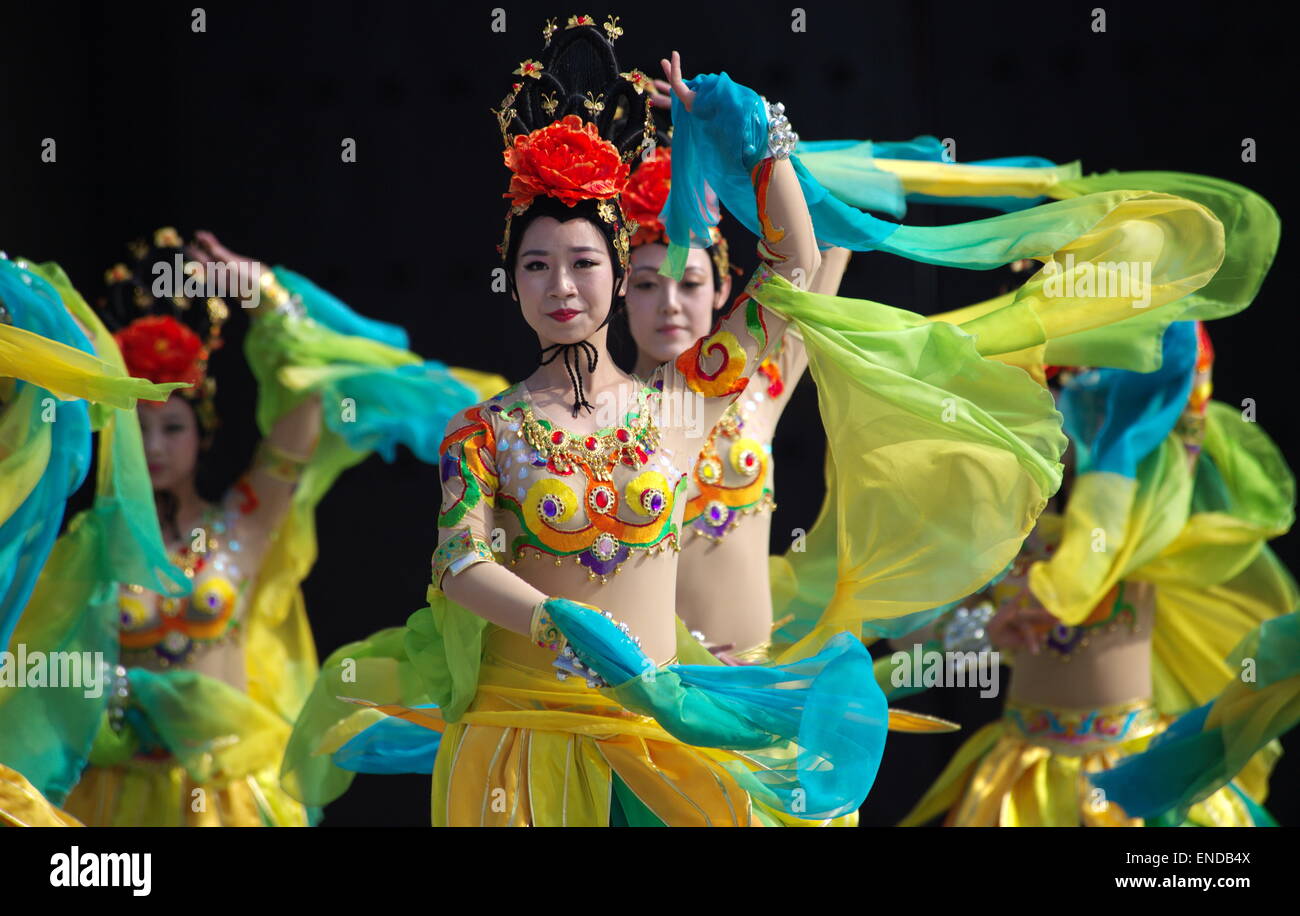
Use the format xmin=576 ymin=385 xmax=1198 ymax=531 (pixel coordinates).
xmin=595 ymin=490 xmax=608 ymax=508
xmin=635 ymin=447 xmax=647 ymax=463
xmin=615 ymin=428 xmax=630 ymax=443
xmin=551 ymin=430 xmax=564 ymax=445
xmin=585 ymin=436 xmax=597 ymax=451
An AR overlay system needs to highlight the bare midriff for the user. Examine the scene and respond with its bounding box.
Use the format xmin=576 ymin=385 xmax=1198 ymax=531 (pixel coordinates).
xmin=1007 ymin=580 xmax=1156 ymax=709
xmin=507 ymin=545 xmax=683 ymax=665
xmin=676 ymin=513 xmax=776 ymax=654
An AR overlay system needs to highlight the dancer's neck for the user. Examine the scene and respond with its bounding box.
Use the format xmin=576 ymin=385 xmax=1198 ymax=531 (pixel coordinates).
xmin=158 ymin=479 xmax=208 ymax=546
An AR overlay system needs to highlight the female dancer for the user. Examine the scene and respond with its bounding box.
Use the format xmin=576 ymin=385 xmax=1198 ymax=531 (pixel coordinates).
xmin=620 ymin=125 xmax=853 ymax=661
xmin=0 ymin=254 xmax=183 ymax=826
xmin=620 ymin=81 xmax=1187 ymax=663
xmin=900 ymin=319 xmax=1293 ymax=826
xmin=281 ymin=16 xmax=1184 ymax=826
xmin=0 ymin=228 xmax=500 ymax=826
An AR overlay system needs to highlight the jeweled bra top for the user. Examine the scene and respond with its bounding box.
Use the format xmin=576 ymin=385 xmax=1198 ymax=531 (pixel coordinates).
xmin=434 ymin=263 xmax=796 ymax=589
xmin=437 ymin=377 xmax=687 ymax=584
xmin=681 ymin=354 xmax=784 ymax=539
xmin=117 ymin=507 xmax=245 ymax=666
xmin=992 ymin=524 xmax=1141 ymax=660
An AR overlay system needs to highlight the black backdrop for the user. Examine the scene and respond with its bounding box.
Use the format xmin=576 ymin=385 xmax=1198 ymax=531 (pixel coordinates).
xmin=1 ymin=0 xmax=1294 ymax=826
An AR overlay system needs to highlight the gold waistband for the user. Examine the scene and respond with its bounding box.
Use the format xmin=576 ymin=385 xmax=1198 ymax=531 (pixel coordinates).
xmin=1004 ymin=696 xmax=1160 ymax=755
xmin=729 ymin=640 xmax=774 ymax=664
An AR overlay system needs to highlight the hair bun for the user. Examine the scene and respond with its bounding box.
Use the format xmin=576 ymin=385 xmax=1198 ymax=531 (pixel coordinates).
xmin=494 ymin=15 xmax=652 ymax=165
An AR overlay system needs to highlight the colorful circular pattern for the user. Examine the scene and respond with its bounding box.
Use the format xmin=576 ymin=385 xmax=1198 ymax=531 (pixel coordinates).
xmin=525 ymin=478 xmax=577 ymax=529
xmin=589 ymin=532 xmax=620 ymax=562
xmin=625 ymin=470 xmax=670 ymax=518
xmin=587 ymin=484 xmax=617 ymax=515
xmin=729 ymin=437 xmax=765 ymax=478
xmin=191 ymin=577 xmax=236 ymax=621
xmin=697 ymin=457 xmax=723 ymax=484
xmin=117 ymin=592 xmax=152 ymax=630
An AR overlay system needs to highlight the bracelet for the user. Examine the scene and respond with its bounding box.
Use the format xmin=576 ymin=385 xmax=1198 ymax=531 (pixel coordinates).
xmin=938 ymin=600 xmax=996 ymax=656
xmin=545 ymin=600 xmax=643 ymax=688
xmin=431 ymin=529 xmax=496 ymax=587
xmin=257 ymin=267 xmax=306 ymax=317
xmin=256 ymin=439 xmax=311 ymax=484
xmin=258 ymin=267 xmax=289 ymax=306
xmin=760 ymin=97 xmax=799 ymax=160
xmin=106 ymin=664 xmax=131 ymax=733
xmin=530 ymin=599 xmax=568 ymax=654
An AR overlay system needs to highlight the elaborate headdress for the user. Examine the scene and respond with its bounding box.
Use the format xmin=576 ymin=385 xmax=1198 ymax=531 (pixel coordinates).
xmin=97 ymin=226 xmax=229 ymax=443
xmin=493 ymin=14 xmax=655 ymax=414
xmin=622 ymin=142 xmax=737 ymax=280
xmin=494 ymin=15 xmax=653 ymax=266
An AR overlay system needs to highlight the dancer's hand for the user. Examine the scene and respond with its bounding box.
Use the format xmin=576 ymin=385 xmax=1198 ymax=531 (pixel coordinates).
xmin=187 ymin=230 xmax=264 ymax=309
xmin=543 ymin=597 xmax=646 ymax=687
xmin=648 ymin=77 xmax=673 ymax=111
xmin=988 ymin=602 xmax=1056 ymax=654
xmin=187 ymin=230 xmax=259 ymax=272
xmin=659 ymin=51 xmax=695 ymax=114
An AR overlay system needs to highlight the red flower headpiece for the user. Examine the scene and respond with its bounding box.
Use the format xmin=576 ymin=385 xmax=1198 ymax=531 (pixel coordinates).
xmin=503 ymin=114 xmax=630 ymax=211
xmin=622 ymin=146 xmax=672 ymax=246
xmin=114 ymin=315 xmax=209 ymax=397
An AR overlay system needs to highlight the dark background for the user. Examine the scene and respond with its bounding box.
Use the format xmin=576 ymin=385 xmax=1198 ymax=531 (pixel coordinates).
xmin=1 ymin=0 xmax=1293 ymax=826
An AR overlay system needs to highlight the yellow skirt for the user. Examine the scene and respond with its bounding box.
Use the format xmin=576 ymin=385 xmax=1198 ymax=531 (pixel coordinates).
xmin=427 ymin=629 xmax=854 ymax=827
xmin=63 ymin=759 xmax=310 ymax=828
xmin=0 ymin=764 xmax=83 ymax=827
xmin=900 ymin=697 xmax=1262 ymax=827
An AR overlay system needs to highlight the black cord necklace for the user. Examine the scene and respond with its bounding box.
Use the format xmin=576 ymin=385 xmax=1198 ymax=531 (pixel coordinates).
xmin=534 ymin=298 xmax=619 ymax=417
xmin=537 ymin=339 xmax=599 ymax=416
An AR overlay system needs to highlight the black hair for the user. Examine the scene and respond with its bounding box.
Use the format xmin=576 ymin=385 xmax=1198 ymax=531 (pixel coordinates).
xmin=504 ymin=196 xmax=626 ymax=298
xmin=493 ymin=20 xmax=652 ymax=413
xmin=97 ymin=237 xmax=225 ymax=339
xmin=498 ymin=20 xmax=650 ymax=299
xmin=97 ymin=231 xmax=245 ymax=524
xmin=501 ymin=25 xmax=647 ymax=162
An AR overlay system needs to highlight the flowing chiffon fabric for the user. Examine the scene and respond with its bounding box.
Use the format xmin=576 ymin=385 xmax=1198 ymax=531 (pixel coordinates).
xmin=1 ymin=266 xmax=502 ymax=825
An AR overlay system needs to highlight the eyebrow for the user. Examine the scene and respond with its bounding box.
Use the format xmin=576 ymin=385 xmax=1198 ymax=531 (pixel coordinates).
xmin=632 ymin=264 xmax=705 ymax=274
xmin=520 ymin=247 xmax=605 ymax=256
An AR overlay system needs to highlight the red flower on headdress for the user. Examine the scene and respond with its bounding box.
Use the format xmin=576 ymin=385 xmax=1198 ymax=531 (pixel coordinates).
xmin=503 ymin=114 xmax=630 ymax=210
xmin=621 ymin=146 xmax=672 ymax=247
xmin=1194 ymin=321 xmax=1214 ymax=373
xmin=114 ymin=315 xmax=208 ymax=390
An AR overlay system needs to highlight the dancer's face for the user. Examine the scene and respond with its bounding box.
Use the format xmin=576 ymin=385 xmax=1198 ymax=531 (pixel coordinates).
xmin=139 ymin=393 xmax=200 ymax=492
xmin=514 ymin=216 xmax=625 ymax=347
xmin=625 ymin=242 xmax=730 ymax=366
